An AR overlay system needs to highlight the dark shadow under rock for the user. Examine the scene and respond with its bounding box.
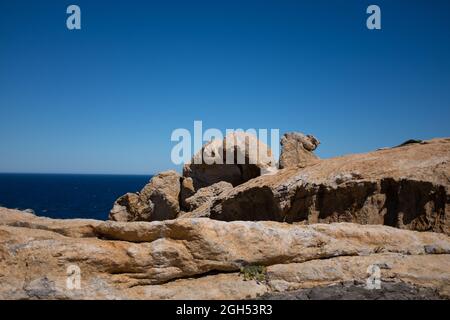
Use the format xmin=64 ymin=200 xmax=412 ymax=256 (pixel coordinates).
xmin=256 ymin=281 xmax=444 ymax=300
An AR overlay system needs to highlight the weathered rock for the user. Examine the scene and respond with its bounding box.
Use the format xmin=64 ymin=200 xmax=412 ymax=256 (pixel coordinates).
xmin=178 ymin=181 xmax=234 ymax=218
xmin=184 ymin=181 xmax=233 ymax=212
xmin=134 ymin=273 xmax=268 ymax=300
xmin=109 ymin=193 xmax=144 ymax=222
xmin=264 ymin=253 xmax=450 ymax=296
xmin=109 ymin=170 xmax=181 ymax=222
xmin=1 ymin=207 xmax=450 ymax=299
xmin=279 ymin=132 xmax=320 ymax=169
xmin=258 ymin=281 xmax=444 ymax=300
xmin=179 ymin=177 xmax=196 ymax=211
xmin=0 ymin=207 xmax=101 ymax=238
xmin=183 ymin=131 xmax=276 ymax=190
xmin=207 ymin=138 xmax=450 ymax=234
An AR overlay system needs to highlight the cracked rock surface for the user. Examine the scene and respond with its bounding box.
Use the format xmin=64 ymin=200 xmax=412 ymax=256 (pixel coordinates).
xmin=208 ymin=138 xmax=450 ymax=234
xmin=2 ymin=137 xmax=450 ymax=299
xmin=1 ymin=207 xmax=449 ymax=299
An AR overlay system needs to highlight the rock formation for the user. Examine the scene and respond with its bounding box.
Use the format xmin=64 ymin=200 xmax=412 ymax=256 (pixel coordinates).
xmin=279 ymin=132 xmax=320 ymax=169
xmin=1 ymin=207 xmax=449 ymax=299
xmin=110 ymin=170 xmax=181 ymax=222
xmin=3 ymin=134 xmax=449 ymax=299
xmin=183 ymin=181 xmax=233 ymax=212
xmin=110 ymin=137 xmax=449 ymax=234
xmin=207 ymin=138 xmax=450 ymax=234
xmin=178 ymin=181 xmax=234 ymax=218
xmin=183 ymin=131 xmax=277 ymax=190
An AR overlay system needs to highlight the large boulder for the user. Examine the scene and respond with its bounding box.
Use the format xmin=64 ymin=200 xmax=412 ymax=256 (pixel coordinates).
xmin=279 ymin=132 xmax=320 ymax=169
xmin=206 ymin=138 xmax=450 ymax=234
xmin=183 ymin=131 xmax=277 ymax=190
xmin=1 ymin=207 xmax=450 ymax=299
xmin=109 ymin=170 xmax=181 ymax=222
xmin=108 ymin=193 xmax=144 ymax=222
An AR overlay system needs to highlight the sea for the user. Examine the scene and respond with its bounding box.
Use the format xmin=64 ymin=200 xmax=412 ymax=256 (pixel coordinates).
xmin=0 ymin=173 xmax=152 ymax=220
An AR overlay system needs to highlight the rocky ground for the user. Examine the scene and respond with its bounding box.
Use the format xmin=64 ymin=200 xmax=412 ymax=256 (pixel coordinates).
xmin=1 ymin=207 xmax=449 ymax=299
xmin=0 ymin=134 xmax=449 ymax=299
xmin=257 ymin=282 xmax=444 ymax=300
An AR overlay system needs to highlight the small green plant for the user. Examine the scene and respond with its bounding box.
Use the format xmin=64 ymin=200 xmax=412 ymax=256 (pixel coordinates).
xmin=240 ymin=265 xmax=267 ymax=282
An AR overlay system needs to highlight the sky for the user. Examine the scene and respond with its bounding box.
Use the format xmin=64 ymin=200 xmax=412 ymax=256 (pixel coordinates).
xmin=0 ymin=0 xmax=449 ymax=174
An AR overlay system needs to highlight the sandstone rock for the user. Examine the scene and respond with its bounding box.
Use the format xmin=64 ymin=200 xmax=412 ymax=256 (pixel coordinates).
xmin=134 ymin=273 xmax=269 ymax=300
xmin=178 ymin=181 xmax=234 ymax=218
xmin=180 ymin=177 xmax=196 ymax=211
xmin=0 ymin=208 xmax=101 ymax=238
xmin=279 ymin=132 xmax=320 ymax=169
xmin=258 ymin=281 xmax=444 ymax=300
xmin=207 ymin=138 xmax=450 ymax=234
xmin=183 ymin=131 xmax=276 ymax=190
xmin=265 ymin=253 xmax=450 ymax=295
xmin=109 ymin=193 xmax=144 ymax=222
xmin=1 ymin=207 xmax=449 ymax=299
xmin=109 ymin=170 xmax=181 ymax=222
xmin=184 ymin=181 xmax=233 ymax=212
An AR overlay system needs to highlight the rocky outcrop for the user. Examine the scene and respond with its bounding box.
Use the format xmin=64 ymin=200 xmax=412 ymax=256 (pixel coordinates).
xmin=183 ymin=181 xmax=233 ymax=212
xmin=183 ymin=132 xmax=276 ymax=190
xmin=109 ymin=171 xmax=181 ymax=222
xmin=109 ymin=138 xmax=449 ymax=233
xmin=279 ymin=132 xmax=320 ymax=169
xmin=206 ymin=138 xmax=450 ymax=234
xmin=4 ymin=135 xmax=450 ymax=300
xmin=109 ymin=193 xmax=144 ymax=222
xmin=1 ymin=207 xmax=450 ymax=299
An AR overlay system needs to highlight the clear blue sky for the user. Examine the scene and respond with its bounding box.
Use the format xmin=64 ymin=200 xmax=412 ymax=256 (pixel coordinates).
xmin=1 ymin=0 xmax=449 ymax=174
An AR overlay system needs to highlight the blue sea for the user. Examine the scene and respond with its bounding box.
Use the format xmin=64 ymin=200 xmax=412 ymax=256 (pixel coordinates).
xmin=0 ymin=174 xmax=151 ymax=220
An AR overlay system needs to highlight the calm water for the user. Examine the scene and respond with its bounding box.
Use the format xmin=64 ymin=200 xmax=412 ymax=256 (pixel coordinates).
xmin=0 ymin=174 xmax=151 ymax=220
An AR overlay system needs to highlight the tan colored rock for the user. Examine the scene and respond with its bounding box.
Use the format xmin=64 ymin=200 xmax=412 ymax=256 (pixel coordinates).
xmin=132 ymin=273 xmax=269 ymax=300
xmin=207 ymin=138 xmax=450 ymax=234
xmin=183 ymin=131 xmax=277 ymax=190
xmin=265 ymin=253 xmax=450 ymax=297
xmin=0 ymin=207 xmax=100 ymax=238
xmin=109 ymin=170 xmax=181 ymax=222
xmin=0 ymin=207 xmax=449 ymax=299
xmin=184 ymin=181 xmax=233 ymax=212
xmin=109 ymin=193 xmax=144 ymax=222
xmin=279 ymin=132 xmax=320 ymax=169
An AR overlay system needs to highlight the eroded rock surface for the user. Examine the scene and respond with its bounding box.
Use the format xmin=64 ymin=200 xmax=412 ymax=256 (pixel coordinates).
xmin=1 ymin=207 xmax=449 ymax=299
xmin=183 ymin=181 xmax=233 ymax=213
xmin=3 ymin=137 xmax=450 ymax=299
xmin=110 ymin=136 xmax=449 ymax=234
xmin=109 ymin=171 xmax=181 ymax=222
xmin=279 ymin=132 xmax=320 ymax=169
xmin=257 ymin=282 xmax=444 ymax=300
xmin=208 ymin=138 xmax=450 ymax=234
xmin=183 ymin=131 xmax=276 ymax=190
